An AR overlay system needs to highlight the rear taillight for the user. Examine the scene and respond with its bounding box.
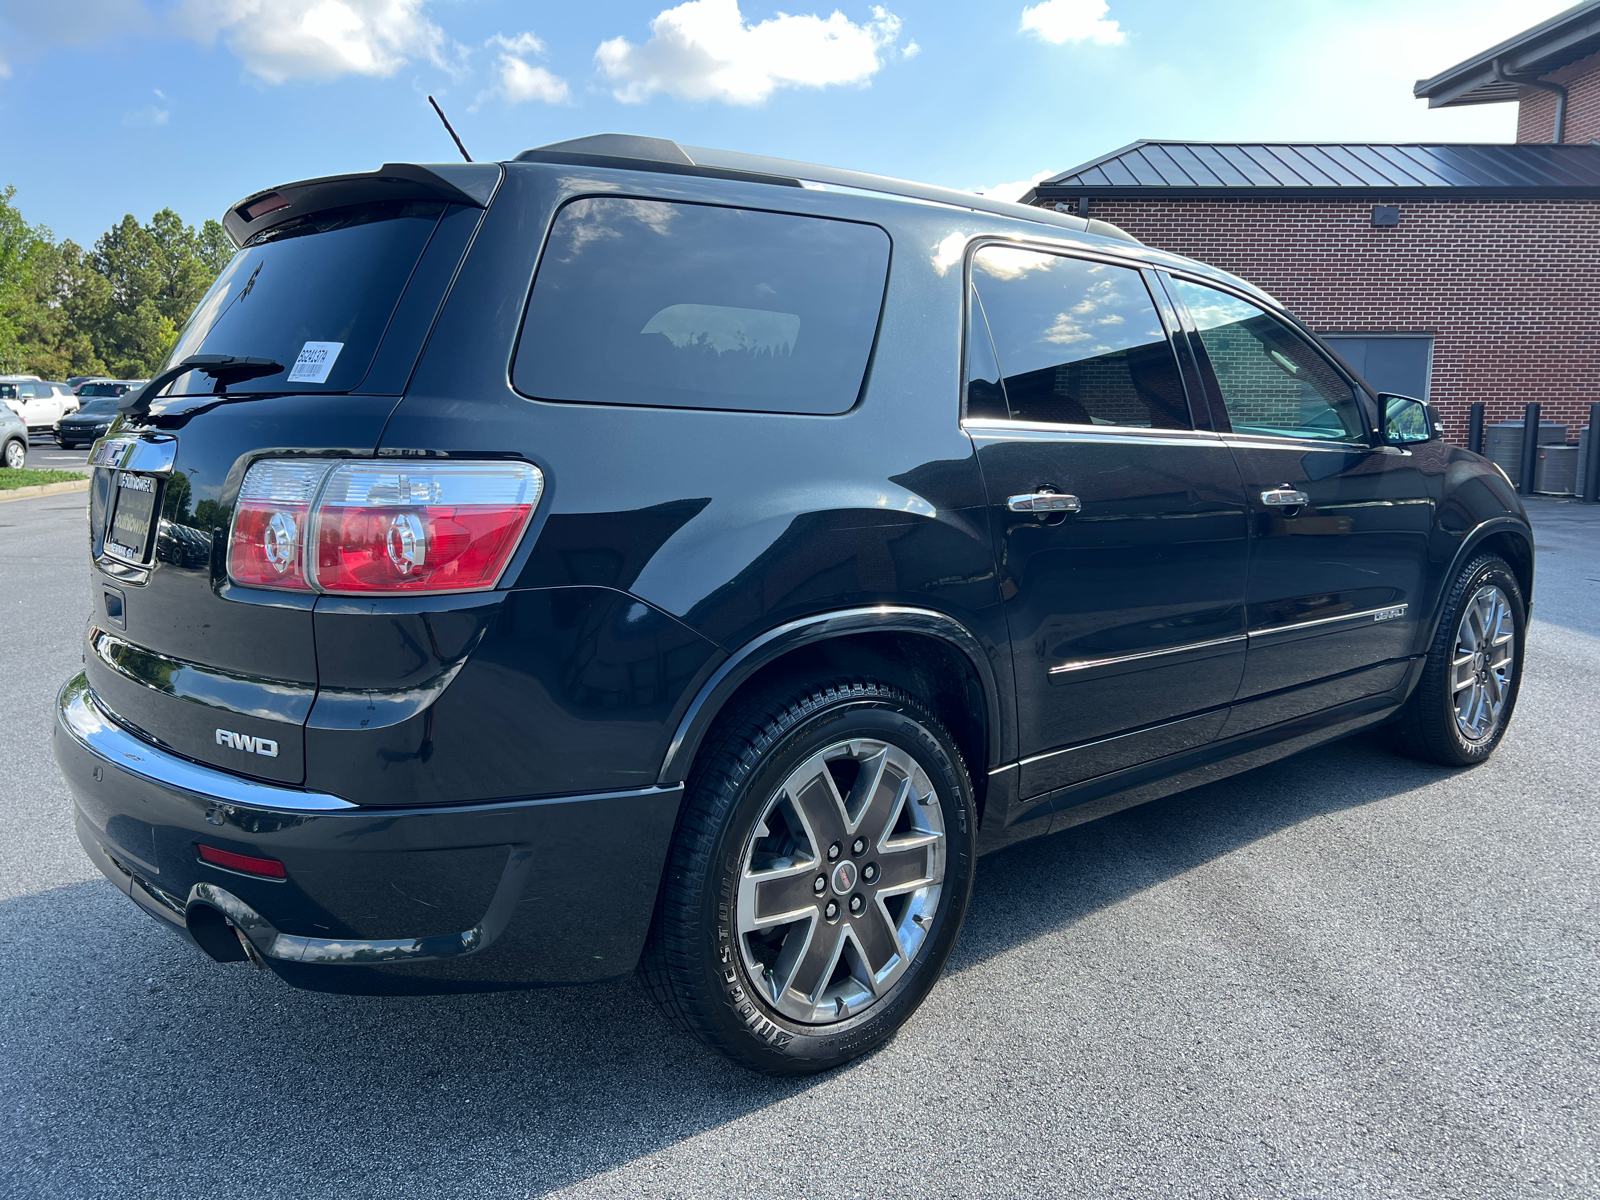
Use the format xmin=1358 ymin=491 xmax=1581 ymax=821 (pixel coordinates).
xmin=227 ymin=459 xmax=543 ymax=596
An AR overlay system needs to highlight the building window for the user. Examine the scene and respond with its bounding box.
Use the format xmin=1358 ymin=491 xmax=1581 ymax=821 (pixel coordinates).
xmin=1319 ymin=334 xmax=1434 ymax=402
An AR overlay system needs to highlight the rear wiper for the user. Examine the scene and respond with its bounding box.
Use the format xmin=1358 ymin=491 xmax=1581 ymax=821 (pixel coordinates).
xmin=120 ymin=355 xmax=285 ymax=414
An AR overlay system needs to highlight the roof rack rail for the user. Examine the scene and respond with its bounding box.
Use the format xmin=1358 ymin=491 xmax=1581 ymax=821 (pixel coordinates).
xmin=513 ymin=133 xmax=1098 ymax=236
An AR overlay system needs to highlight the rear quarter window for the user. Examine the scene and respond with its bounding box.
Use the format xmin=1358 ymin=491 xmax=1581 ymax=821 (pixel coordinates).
xmin=513 ymin=198 xmax=891 ymax=415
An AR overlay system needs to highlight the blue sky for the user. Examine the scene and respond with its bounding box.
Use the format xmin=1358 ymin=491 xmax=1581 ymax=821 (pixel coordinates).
xmin=0 ymin=0 xmax=1575 ymax=246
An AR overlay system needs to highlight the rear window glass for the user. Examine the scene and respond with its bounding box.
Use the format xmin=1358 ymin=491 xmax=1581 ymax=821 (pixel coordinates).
xmin=513 ymin=198 xmax=890 ymax=415
xmin=163 ymin=200 xmax=447 ymax=396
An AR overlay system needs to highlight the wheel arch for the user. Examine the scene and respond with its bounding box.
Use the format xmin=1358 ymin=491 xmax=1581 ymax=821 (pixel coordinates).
xmin=1427 ymin=518 xmax=1535 ymax=643
xmin=657 ymin=607 xmax=1004 ymax=822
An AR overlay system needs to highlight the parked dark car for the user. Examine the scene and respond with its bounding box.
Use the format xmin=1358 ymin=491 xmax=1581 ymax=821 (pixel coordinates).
xmin=54 ymin=136 xmax=1532 ymax=1074
xmin=56 ymin=398 xmax=122 ymax=448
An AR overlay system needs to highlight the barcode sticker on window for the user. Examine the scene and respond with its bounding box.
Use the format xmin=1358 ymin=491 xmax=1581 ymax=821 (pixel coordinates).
xmin=287 ymin=341 xmax=344 ymax=384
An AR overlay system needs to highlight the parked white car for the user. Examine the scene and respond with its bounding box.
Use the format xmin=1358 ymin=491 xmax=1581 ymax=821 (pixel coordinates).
xmin=0 ymin=377 xmax=78 ymax=431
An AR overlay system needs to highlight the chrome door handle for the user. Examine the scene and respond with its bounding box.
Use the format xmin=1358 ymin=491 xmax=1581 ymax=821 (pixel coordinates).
xmin=1261 ymin=487 xmax=1309 ymax=507
xmin=1008 ymin=492 xmax=1081 ymax=513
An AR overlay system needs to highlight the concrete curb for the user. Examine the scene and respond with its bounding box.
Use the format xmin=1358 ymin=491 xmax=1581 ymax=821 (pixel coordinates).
xmin=0 ymin=478 xmax=91 ymax=504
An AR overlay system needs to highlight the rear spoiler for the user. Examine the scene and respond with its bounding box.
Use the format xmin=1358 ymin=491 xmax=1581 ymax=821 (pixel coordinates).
xmin=223 ymin=162 xmax=502 ymax=247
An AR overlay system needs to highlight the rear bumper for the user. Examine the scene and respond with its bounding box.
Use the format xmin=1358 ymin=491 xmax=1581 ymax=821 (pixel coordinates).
xmin=54 ymin=673 xmax=681 ymax=992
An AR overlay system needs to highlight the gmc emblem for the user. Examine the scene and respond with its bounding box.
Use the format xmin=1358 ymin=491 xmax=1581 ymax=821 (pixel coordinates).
xmin=216 ymin=728 xmax=280 ymax=758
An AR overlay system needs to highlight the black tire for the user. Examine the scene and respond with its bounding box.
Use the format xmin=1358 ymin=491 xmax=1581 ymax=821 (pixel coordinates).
xmin=1395 ymin=553 xmax=1525 ymax=766
xmin=639 ymin=677 xmax=976 ymax=1074
xmin=2 ymin=438 xmax=24 ymax=470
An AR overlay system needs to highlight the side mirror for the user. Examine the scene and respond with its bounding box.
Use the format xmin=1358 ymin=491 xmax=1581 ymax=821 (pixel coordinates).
xmin=1379 ymin=393 xmax=1440 ymax=445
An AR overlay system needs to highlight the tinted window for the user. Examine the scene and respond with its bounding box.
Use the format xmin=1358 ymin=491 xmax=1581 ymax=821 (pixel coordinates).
xmin=966 ymin=247 xmax=1189 ymax=429
xmin=76 ymin=399 xmax=121 ymax=414
xmin=164 ymin=200 xmax=448 ymax=396
xmin=514 ymin=198 xmax=890 ymax=415
xmin=1171 ymin=279 xmax=1363 ymax=441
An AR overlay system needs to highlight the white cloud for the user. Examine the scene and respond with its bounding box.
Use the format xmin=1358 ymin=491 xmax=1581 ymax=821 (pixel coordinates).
xmin=474 ymin=29 xmax=570 ymax=107
xmin=487 ymin=31 xmax=544 ymax=57
xmin=176 ymin=0 xmax=453 ymax=83
xmin=972 ymin=168 xmax=1053 ymax=203
xmin=595 ymin=0 xmax=907 ymax=106
xmin=1020 ymin=0 xmax=1124 ymax=46
xmin=122 ymin=103 xmax=169 ymax=125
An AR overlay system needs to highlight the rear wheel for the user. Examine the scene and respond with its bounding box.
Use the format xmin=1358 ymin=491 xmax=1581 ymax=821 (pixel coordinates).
xmin=640 ymin=677 xmax=976 ymax=1074
xmin=1396 ymin=553 xmax=1525 ymax=766
xmin=3 ymin=438 xmax=25 ymax=469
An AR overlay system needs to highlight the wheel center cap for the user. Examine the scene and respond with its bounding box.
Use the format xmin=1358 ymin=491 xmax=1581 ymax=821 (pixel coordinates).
xmin=831 ymin=860 xmax=858 ymax=895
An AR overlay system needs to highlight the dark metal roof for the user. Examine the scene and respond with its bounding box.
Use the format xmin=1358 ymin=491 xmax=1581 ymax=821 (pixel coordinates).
xmin=1028 ymin=140 xmax=1600 ymax=202
xmin=1414 ymin=0 xmax=1600 ymax=108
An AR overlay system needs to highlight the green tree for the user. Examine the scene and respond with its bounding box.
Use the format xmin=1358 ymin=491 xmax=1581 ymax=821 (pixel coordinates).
xmin=0 ymin=188 xmax=236 ymax=379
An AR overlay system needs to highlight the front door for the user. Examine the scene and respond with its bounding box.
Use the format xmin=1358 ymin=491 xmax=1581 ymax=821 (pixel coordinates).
xmin=1164 ymin=276 xmax=1433 ymax=733
xmin=965 ymin=245 xmax=1250 ymax=799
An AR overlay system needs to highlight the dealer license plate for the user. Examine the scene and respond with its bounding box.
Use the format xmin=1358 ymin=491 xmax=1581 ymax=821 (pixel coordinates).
xmin=104 ymin=472 xmax=160 ymax=563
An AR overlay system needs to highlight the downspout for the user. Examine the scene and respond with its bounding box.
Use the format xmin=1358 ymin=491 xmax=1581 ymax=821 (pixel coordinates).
xmin=1495 ymin=56 xmax=1568 ymax=144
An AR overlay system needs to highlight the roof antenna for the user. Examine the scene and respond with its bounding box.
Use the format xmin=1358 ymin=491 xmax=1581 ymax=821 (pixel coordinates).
xmin=427 ymin=95 xmax=472 ymax=163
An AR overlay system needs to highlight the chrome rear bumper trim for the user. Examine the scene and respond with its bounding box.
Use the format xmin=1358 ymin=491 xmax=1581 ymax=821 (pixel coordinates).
xmin=57 ymin=673 xmax=356 ymax=812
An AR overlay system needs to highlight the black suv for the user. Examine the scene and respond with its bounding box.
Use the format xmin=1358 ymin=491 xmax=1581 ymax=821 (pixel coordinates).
xmin=54 ymin=135 xmax=1532 ymax=1074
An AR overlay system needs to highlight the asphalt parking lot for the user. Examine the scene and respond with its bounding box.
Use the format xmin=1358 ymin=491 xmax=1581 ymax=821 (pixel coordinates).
xmin=19 ymin=432 xmax=91 ymax=474
xmin=1 ymin=494 xmax=1596 ymax=1200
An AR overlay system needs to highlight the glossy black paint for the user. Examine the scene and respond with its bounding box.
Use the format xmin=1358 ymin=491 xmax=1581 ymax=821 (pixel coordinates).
xmin=56 ymin=150 xmax=1533 ymax=992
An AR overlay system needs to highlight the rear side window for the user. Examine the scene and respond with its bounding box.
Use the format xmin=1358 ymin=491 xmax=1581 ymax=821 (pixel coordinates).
xmin=966 ymin=246 xmax=1189 ymax=429
xmin=163 ymin=200 xmax=448 ymax=396
xmin=513 ymin=198 xmax=890 ymax=415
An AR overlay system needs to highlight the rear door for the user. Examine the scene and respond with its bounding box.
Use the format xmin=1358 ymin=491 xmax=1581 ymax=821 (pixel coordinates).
xmin=966 ymin=245 xmax=1250 ymax=798
xmin=1164 ymin=275 xmax=1432 ymax=732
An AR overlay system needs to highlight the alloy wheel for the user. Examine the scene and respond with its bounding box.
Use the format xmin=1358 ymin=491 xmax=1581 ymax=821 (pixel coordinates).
xmin=3 ymin=441 xmax=24 ymax=469
xmin=1452 ymin=584 xmax=1516 ymax=742
xmin=736 ymin=737 xmax=945 ymax=1024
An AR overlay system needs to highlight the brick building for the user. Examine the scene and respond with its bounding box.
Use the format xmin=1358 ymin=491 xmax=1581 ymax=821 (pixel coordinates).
xmin=1023 ymin=3 xmax=1600 ymax=449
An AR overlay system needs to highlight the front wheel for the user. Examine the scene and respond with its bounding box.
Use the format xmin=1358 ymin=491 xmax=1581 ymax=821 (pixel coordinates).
xmin=3 ymin=438 xmax=25 ymax=469
xmin=1396 ymin=553 xmax=1525 ymax=766
xmin=640 ymin=677 xmax=976 ymax=1074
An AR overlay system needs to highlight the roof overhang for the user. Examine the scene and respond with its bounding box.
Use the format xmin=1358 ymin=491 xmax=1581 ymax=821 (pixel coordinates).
xmin=1414 ymin=1 xmax=1600 ymax=108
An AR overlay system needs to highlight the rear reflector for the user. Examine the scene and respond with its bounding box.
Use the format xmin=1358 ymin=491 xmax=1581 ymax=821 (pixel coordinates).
xmin=197 ymin=844 xmax=287 ymax=879
xmin=227 ymin=458 xmax=543 ymax=595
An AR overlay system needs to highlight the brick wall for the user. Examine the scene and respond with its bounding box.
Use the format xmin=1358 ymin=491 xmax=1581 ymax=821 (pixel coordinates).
xmin=1067 ymin=197 xmax=1600 ymax=444
xmin=1516 ymin=49 xmax=1600 ymax=144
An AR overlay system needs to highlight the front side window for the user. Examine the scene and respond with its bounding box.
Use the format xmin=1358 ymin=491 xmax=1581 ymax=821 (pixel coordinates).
xmin=965 ymin=246 xmax=1189 ymax=429
xmin=1170 ymin=278 xmax=1364 ymax=442
xmin=514 ymin=198 xmax=891 ymax=415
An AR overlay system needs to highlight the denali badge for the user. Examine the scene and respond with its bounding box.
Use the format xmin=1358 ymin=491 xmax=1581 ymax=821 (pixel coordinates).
xmin=216 ymin=728 xmax=280 ymax=758
xmin=1372 ymin=606 xmax=1406 ymax=623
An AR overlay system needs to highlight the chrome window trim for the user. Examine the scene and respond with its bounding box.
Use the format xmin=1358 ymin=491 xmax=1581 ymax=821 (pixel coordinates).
xmin=1048 ymin=633 xmax=1246 ymax=676
xmin=963 ymin=419 xmax=1225 ymax=445
xmin=57 ymin=674 xmax=357 ymax=812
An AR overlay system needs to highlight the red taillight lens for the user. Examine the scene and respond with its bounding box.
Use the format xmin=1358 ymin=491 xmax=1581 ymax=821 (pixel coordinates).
xmin=227 ymin=459 xmax=543 ymax=595
xmin=197 ymin=843 xmax=287 ymax=879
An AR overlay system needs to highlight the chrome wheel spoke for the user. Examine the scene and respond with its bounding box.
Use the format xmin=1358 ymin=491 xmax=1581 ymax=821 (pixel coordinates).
xmin=751 ymin=865 xmax=822 ymax=928
xmin=849 ymin=902 xmax=904 ymax=982
xmin=786 ymin=758 xmax=850 ymax=853
xmin=874 ymin=840 xmax=938 ymax=894
xmin=778 ymin=919 xmax=844 ymax=1011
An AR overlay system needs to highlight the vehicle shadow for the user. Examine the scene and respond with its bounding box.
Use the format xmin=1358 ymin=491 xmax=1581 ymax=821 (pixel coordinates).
xmin=0 ymin=729 xmax=1441 ymax=1199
